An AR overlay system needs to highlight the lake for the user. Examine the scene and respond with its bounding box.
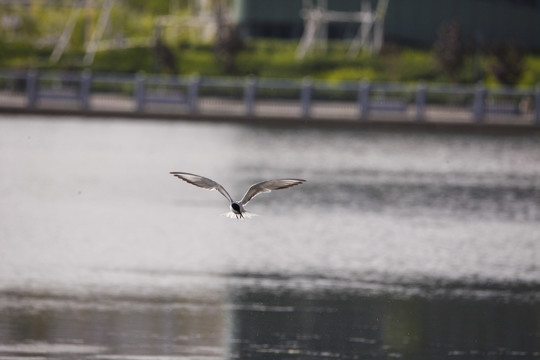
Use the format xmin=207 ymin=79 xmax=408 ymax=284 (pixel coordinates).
xmin=0 ymin=115 xmax=539 ymax=359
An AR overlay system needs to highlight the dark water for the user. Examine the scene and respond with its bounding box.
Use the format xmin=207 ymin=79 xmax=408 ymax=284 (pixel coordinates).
xmin=1 ymin=282 xmax=539 ymax=360
xmin=0 ymin=115 xmax=539 ymax=359
xmin=231 ymin=286 xmax=540 ymax=360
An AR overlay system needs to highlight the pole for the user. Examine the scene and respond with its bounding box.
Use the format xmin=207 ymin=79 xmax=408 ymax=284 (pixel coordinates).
xmin=244 ymin=76 xmax=257 ymax=117
xmin=358 ymin=80 xmax=371 ymax=119
xmin=301 ymin=78 xmax=312 ymax=118
xmin=416 ymin=82 xmax=426 ymax=122
xmin=26 ymin=69 xmax=38 ymax=108
xmin=473 ymin=83 xmax=486 ymax=124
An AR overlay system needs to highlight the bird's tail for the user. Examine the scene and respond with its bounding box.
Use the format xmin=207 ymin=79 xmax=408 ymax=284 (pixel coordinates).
xmin=222 ymin=211 xmax=258 ymax=219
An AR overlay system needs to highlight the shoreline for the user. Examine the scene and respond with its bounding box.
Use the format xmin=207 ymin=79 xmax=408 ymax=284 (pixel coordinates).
xmin=1 ymin=105 xmax=539 ymax=135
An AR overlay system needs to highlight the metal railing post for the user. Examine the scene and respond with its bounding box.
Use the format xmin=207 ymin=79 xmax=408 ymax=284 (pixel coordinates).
xmin=26 ymin=69 xmax=38 ymax=108
xmin=301 ymin=77 xmax=312 ymax=118
xmin=358 ymin=80 xmax=371 ymax=119
xmin=80 ymin=70 xmax=91 ymax=111
xmin=188 ymin=75 xmax=200 ymax=114
xmin=535 ymin=85 xmax=540 ymax=126
xmin=244 ymin=75 xmax=257 ymax=117
xmin=473 ymin=83 xmax=486 ymax=124
xmin=134 ymin=73 xmax=146 ymax=112
xmin=416 ymin=82 xmax=427 ymax=122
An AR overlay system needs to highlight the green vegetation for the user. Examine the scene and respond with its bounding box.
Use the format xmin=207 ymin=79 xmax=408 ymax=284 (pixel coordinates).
xmin=3 ymin=36 xmax=540 ymax=87
xmin=1 ymin=1 xmax=540 ymax=86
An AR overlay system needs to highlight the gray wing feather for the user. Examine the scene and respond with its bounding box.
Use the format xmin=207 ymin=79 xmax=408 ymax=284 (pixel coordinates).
xmin=240 ymin=178 xmax=306 ymax=205
xmin=170 ymin=172 xmax=233 ymax=203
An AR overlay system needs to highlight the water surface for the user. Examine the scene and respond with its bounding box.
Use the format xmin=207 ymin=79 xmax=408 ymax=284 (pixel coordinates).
xmin=0 ymin=115 xmax=539 ymax=359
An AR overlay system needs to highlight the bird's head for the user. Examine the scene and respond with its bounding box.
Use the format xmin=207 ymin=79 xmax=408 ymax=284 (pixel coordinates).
xmin=231 ymin=202 xmax=241 ymax=212
xmin=231 ymin=202 xmax=244 ymax=219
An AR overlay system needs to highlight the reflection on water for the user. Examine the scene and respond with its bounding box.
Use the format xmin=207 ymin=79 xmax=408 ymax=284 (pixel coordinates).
xmin=1 ymin=277 xmax=539 ymax=360
xmin=0 ymin=287 xmax=226 ymax=359
xmin=0 ymin=115 xmax=539 ymax=359
xmin=230 ymin=286 xmax=540 ymax=360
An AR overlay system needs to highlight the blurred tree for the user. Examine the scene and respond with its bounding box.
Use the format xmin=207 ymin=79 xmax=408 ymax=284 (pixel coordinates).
xmin=213 ymin=0 xmax=244 ymax=74
xmin=490 ymin=44 xmax=524 ymax=86
xmin=214 ymin=24 xmax=244 ymax=74
xmin=153 ymin=33 xmax=178 ymax=74
xmin=434 ymin=20 xmax=464 ymax=82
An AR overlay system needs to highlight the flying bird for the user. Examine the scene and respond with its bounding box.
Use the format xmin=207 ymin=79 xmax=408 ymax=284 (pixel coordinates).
xmin=170 ymin=172 xmax=306 ymax=219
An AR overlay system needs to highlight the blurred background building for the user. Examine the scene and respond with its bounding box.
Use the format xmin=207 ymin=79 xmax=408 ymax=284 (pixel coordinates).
xmin=232 ymin=0 xmax=540 ymax=50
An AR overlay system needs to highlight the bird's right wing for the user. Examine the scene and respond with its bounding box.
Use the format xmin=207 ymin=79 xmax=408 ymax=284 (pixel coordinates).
xmin=170 ymin=172 xmax=233 ymax=203
xmin=240 ymin=178 xmax=306 ymax=205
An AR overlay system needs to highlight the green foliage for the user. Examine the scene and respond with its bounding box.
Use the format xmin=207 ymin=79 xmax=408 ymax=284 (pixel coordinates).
xmin=179 ymin=48 xmax=220 ymax=76
xmin=2 ymin=4 xmax=540 ymax=88
xmin=233 ymin=40 xmax=381 ymax=80
xmin=396 ymin=50 xmax=439 ymax=81
xmin=520 ymin=57 xmax=540 ymax=86
xmin=92 ymin=47 xmax=155 ymax=73
xmin=489 ymin=44 xmax=525 ymax=86
xmin=318 ymin=67 xmax=377 ymax=82
xmin=123 ymin=0 xmax=175 ymax=14
xmin=0 ymin=40 xmax=49 ymax=68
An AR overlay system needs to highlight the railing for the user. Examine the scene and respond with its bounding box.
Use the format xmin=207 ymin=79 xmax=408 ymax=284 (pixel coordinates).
xmin=0 ymin=69 xmax=538 ymax=125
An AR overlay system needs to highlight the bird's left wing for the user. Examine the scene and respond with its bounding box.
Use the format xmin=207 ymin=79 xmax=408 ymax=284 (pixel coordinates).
xmin=170 ymin=172 xmax=233 ymax=202
xmin=240 ymin=178 xmax=306 ymax=205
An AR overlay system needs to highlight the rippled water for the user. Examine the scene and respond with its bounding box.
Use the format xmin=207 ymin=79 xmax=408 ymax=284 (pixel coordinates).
xmin=0 ymin=115 xmax=539 ymax=359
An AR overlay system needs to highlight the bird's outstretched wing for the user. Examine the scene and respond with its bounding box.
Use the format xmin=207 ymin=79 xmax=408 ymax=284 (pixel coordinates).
xmin=170 ymin=172 xmax=233 ymax=203
xmin=240 ymin=178 xmax=306 ymax=205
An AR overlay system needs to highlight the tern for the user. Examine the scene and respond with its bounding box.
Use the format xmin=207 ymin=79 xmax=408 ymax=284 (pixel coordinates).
xmin=170 ymin=172 xmax=306 ymax=219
